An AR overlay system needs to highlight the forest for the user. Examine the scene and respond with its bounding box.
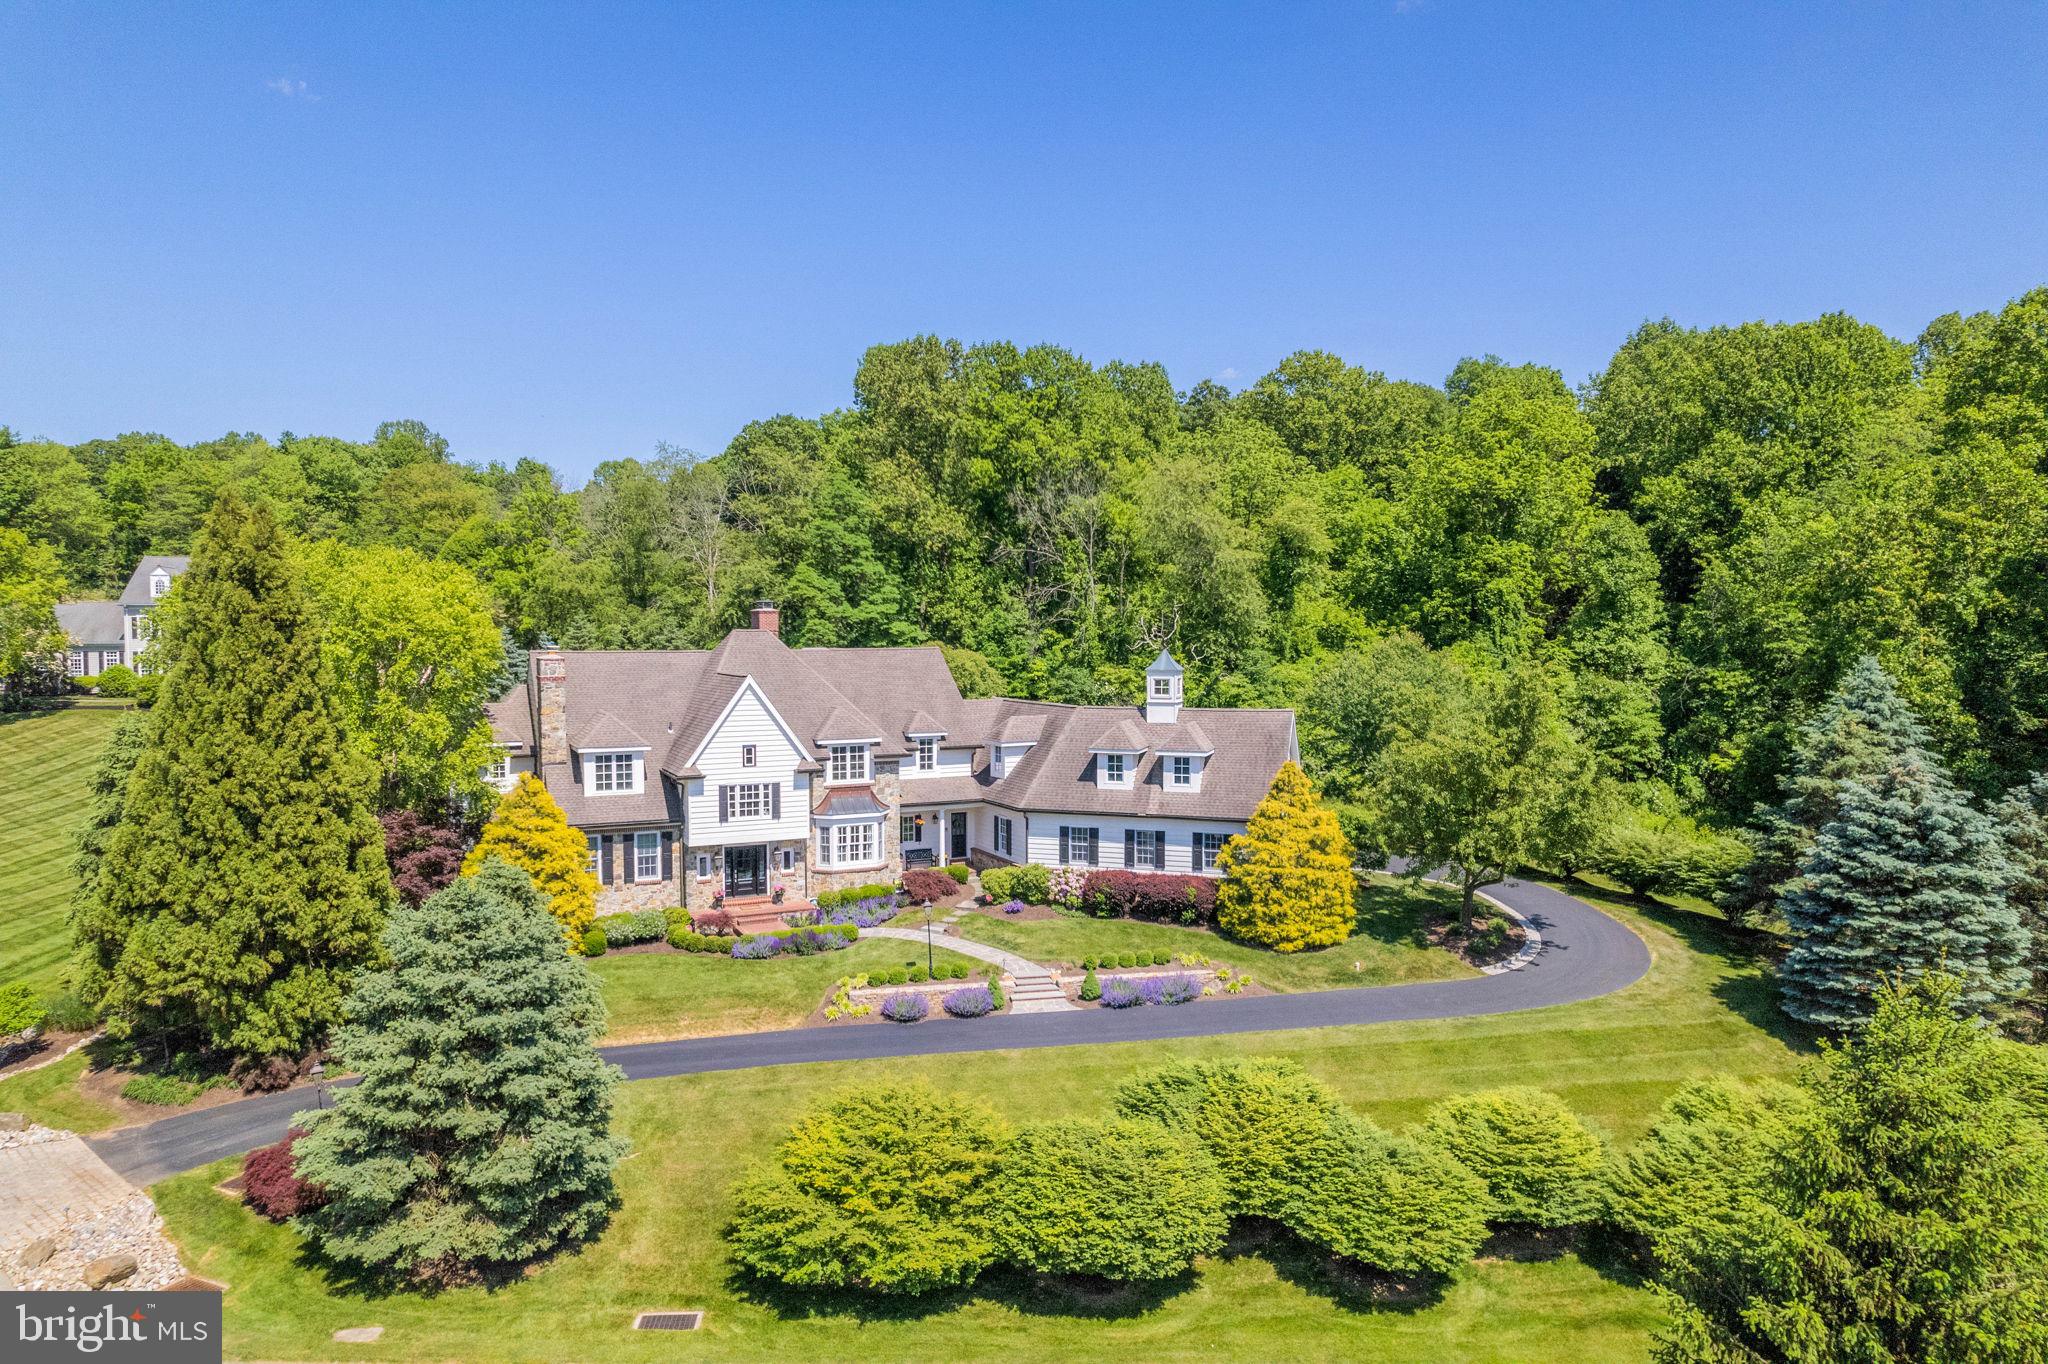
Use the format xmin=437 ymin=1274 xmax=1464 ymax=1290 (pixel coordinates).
xmin=5 ymin=285 xmax=2046 ymax=848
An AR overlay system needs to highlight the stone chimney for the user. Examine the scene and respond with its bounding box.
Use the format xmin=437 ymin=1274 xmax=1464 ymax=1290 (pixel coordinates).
xmin=750 ymin=600 xmax=781 ymax=636
xmin=534 ymin=650 xmax=569 ymax=767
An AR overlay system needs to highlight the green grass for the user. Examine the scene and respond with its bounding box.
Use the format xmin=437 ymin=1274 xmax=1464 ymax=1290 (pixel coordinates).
xmin=154 ymin=884 xmax=1806 ymax=1362
xmin=957 ymin=874 xmax=1473 ymax=992
xmin=0 ymin=705 xmax=126 ymax=993
xmin=0 ymin=1049 xmax=122 ymax=1132
xmin=591 ymin=939 xmax=987 ymax=1042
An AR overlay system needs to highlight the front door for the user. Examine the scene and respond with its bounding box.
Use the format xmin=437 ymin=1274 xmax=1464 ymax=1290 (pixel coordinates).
xmin=725 ymin=844 xmax=768 ymax=897
xmin=948 ymin=812 xmax=969 ymax=861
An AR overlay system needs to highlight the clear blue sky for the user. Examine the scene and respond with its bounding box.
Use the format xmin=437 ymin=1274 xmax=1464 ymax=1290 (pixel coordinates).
xmin=4 ymin=2 xmax=2044 ymax=484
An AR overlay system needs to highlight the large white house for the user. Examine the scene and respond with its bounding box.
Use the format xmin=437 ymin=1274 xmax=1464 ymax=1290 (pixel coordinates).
xmin=54 ymin=555 xmax=189 ymax=675
xmin=484 ymin=602 xmax=1298 ymax=920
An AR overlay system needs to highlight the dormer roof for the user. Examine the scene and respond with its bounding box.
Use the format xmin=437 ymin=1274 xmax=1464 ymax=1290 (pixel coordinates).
xmin=119 ymin=555 xmax=191 ymax=607
xmin=904 ymin=710 xmax=945 ymax=737
xmin=1087 ymin=718 xmax=1151 ymax=754
xmin=1145 ymin=647 xmax=1184 ymax=677
xmin=573 ymin=710 xmax=649 ymax=751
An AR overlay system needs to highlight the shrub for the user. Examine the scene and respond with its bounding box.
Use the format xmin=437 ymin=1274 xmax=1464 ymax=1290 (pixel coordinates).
xmin=581 ymin=927 xmax=608 ymax=956
xmin=980 ymin=863 xmax=1051 ymax=903
xmin=727 ymin=1082 xmax=1009 ymax=1294
xmin=122 ymin=1073 xmax=205 ymax=1106
xmin=1418 ymin=1087 xmax=1609 ymax=1227
xmin=943 ymin=985 xmax=995 ymax=1018
xmin=907 ymin=965 xmax=929 ymax=983
xmin=820 ymin=895 xmax=899 ymax=929
xmin=1081 ymin=871 xmax=1221 ymax=924
xmin=380 ymin=810 xmax=469 ymax=908
xmin=902 ymin=868 xmax=960 ymax=904
xmin=1216 ymin=762 xmax=1355 ymax=952
xmin=992 ymin=1119 xmax=1229 ymax=1279
xmin=1048 ymin=866 xmax=1090 ymax=907
xmin=229 ymin=1053 xmax=302 ymax=1094
xmin=1593 ymin=810 xmax=1751 ymax=901
xmin=1100 ymin=977 xmax=1144 ymax=1009
xmin=1154 ymin=973 xmax=1201 ymax=1005
xmin=1603 ymin=1077 xmax=1810 ymax=1250
xmin=1116 ymin=1058 xmax=1347 ymax=1217
xmin=1468 ymin=915 xmax=1511 ymax=953
xmin=815 ymin=882 xmax=899 ymax=910
xmin=1079 ymin=966 xmax=1101 ymax=1001
xmin=987 ymin=973 xmax=1005 ymax=1011
xmin=692 ymin=909 xmax=739 ymax=936
xmin=1151 ymin=949 xmax=1172 ymax=966
xmin=0 ymin=983 xmax=45 ymax=1042
xmin=1082 ymin=955 xmax=1099 ymax=970
xmin=92 ymin=663 xmax=138 ymax=697
xmin=39 ymin=990 xmax=97 ymax=1033
xmin=731 ymin=935 xmax=783 ymax=960
xmin=881 ymin=991 xmax=930 ymax=1023
xmin=667 ymin=929 xmax=732 ymax=954
xmin=242 ymin=1126 xmax=329 ymax=1220
xmin=879 ymin=967 xmax=906 ymax=985
xmin=1002 ymin=898 xmax=1025 ymax=915
xmin=943 ymin=863 xmax=972 ymax=884
xmin=594 ymin=909 xmax=668 ymax=946
xmin=778 ymin=927 xmax=850 ymax=957
xmin=1283 ymin=1110 xmax=1490 ymax=1274
xmin=132 ymin=673 xmax=162 ymax=707
xmin=1118 ymin=952 xmax=1137 ymax=969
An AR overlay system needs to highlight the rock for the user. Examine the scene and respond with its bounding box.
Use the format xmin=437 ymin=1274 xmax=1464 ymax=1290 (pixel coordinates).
xmin=19 ymin=1237 xmax=56 ymax=1267
xmin=333 ymin=1327 xmax=385 ymax=1343
xmin=83 ymin=1254 xmax=137 ymax=1288
xmin=0 ymin=1112 xmax=26 ymax=1131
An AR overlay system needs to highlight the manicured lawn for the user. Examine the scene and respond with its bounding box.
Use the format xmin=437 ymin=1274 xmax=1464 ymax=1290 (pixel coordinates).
xmin=154 ymin=883 xmax=1806 ymax=1362
xmin=0 ymin=704 xmax=127 ymax=994
xmin=0 ymin=1049 xmax=122 ymax=1132
xmin=955 ymin=873 xmax=1473 ymax=992
xmin=591 ymin=939 xmax=986 ymax=1042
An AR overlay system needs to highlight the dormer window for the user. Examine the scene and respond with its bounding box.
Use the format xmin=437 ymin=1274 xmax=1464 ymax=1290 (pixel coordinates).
xmin=827 ymin=744 xmax=869 ymax=784
xmin=915 ymin=737 xmax=936 ymax=771
xmin=1170 ymin=755 xmax=1193 ymax=787
xmin=1104 ymin=753 xmax=1126 ymax=783
xmin=587 ymin=751 xmax=643 ymax=795
xmin=149 ymin=569 xmax=169 ymax=600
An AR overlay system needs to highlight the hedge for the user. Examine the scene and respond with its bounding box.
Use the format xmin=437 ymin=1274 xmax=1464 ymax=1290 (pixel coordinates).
xmin=594 ymin=908 xmax=668 ymax=946
xmin=1081 ymin=870 xmax=1218 ymax=924
xmin=980 ymin=863 xmax=1051 ymax=903
xmin=816 ymin=882 xmax=900 ymax=910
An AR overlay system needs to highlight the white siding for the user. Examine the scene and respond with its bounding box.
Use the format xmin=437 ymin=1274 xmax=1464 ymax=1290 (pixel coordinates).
xmin=900 ymin=746 xmax=973 ymax=783
xmin=1021 ymin=813 xmax=1246 ymax=875
xmin=684 ymin=683 xmax=811 ymax=845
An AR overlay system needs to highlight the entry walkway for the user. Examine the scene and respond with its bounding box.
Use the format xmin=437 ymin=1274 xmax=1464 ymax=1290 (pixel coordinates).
xmin=864 ymin=924 xmax=1077 ymax=1012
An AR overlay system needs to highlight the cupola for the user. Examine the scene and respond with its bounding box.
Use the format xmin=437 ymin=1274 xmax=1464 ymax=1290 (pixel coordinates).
xmin=1144 ymin=648 xmax=1184 ymax=724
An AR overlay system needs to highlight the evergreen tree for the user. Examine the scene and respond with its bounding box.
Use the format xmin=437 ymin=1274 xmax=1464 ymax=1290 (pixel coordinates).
xmin=66 ymin=708 xmax=148 ymax=1006
xmin=294 ymin=859 xmax=625 ymax=1286
xmin=1732 ymin=655 xmax=1934 ymax=920
xmin=1215 ymin=761 xmax=1355 ymax=952
xmin=1994 ymin=772 xmax=2048 ymax=1040
xmin=1778 ymin=756 xmax=2024 ymax=1028
xmin=85 ymin=492 xmax=392 ymax=1059
xmin=460 ymin=772 xmax=599 ymax=945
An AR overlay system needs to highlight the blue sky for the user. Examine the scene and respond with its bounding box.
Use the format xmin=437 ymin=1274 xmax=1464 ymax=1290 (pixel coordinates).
xmin=3 ymin=2 xmax=2044 ymax=484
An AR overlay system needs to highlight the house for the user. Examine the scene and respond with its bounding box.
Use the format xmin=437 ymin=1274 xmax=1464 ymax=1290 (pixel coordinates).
xmin=54 ymin=555 xmax=189 ymax=676
xmin=485 ymin=602 xmax=1298 ymax=919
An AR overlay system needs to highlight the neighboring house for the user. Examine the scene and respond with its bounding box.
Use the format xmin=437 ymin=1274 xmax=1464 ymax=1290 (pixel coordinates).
xmin=484 ymin=602 xmax=1298 ymax=919
xmin=54 ymin=555 xmax=189 ymax=676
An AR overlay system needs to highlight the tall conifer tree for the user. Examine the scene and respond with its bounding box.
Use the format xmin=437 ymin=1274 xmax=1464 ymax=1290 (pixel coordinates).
xmin=1993 ymin=772 xmax=2048 ymax=1039
xmin=1216 ymin=761 xmax=1356 ymax=951
xmin=87 ymin=491 xmax=392 ymax=1058
xmin=1778 ymin=756 xmax=2025 ymax=1027
xmin=294 ymin=859 xmax=626 ymax=1286
xmin=460 ymin=772 xmax=599 ymax=945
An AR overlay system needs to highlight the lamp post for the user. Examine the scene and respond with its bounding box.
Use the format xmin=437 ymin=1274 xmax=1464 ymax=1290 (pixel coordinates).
xmin=922 ymin=899 xmax=934 ymax=977
xmin=310 ymin=1060 xmax=327 ymax=1110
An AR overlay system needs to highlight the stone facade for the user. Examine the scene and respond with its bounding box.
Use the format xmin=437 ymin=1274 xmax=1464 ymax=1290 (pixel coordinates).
xmin=596 ymin=878 xmax=677 ymax=915
xmin=534 ymin=652 xmax=569 ymax=766
xmin=680 ymin=838 xmax=811 ymax=915
xmin=807 ymin=761 xmax=905 ymax=901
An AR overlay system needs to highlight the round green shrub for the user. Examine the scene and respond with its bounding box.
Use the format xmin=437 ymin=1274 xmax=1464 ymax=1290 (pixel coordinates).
xmin=1418 ymin=1087 xmax=1609 ymax=1227
xmin=1081 ymin=955 xmax=1098 ymax=970
xmin=1119 ymin=952 xmax=1138 ymax=969
xmin=908 ymin=966 xmax=929 ymax=983
xmin=1151 ymin=950 xmax=1171 ymax=966
xmin=727 ymin=1081 xmax=1011 ymax=1294
xmin=1282 ymin=1110 xmax=1490 ymax=1274
xmin=1115 ymin=1058 xmax=1345 ymax=1217
xmin=992 ymin=1119 xmax=1227 ymax=1279
xmin=580 ymin=927 xmax=608 ymax=956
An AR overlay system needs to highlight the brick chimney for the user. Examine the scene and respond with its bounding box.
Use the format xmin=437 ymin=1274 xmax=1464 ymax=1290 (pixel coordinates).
xmin=750 ymin=600 xmax=780 ymax=636
xmin=534 ymin=650 xmax=569 ymax=767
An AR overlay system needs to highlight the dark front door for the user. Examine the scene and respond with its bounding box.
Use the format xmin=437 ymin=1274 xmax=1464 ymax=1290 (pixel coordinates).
xmin=948 ymin=812 xmax=969 ymax=860
xmin=725 ymin=844 xmax=768 ymax=897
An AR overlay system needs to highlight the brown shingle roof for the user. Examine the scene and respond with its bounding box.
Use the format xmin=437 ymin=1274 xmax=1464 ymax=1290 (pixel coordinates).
xmin=574 ymin=709 xmax=649 ymax=751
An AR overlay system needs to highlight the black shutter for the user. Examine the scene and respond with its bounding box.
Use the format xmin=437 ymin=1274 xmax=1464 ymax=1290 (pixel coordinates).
xmin=771 ymin=783 xmax=781 ymax=819
xmin=1124 ymin=829 xmax=1136 ymax=869
xmin=1086 ymin=829 xmax=1099 ymax=867
xmin=1058 ymin=827 xmax=1070 ymax=864
xmin=719 ymin=785 xmax=730 ymax=823
xmin=1155 ymin=830 xmax=1167 ymax=870
xmin=661 ymin=831 xmax=674 ymax=881
xmin=600 ymin=834 xmax=614 ymax=884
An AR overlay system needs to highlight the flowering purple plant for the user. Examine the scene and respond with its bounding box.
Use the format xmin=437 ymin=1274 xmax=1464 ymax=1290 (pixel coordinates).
xmin=822 ymin=895 xmax=900 ymax=929
xmin=1002 ymin=899 xmax=1026 ymax=915
xmin=1048 ymin=866 xmax=1089 ymax=908
xmin=1155 ymin=972 xmax=1202 ymax=1005
xmin=880 ymin=991 xmax=929 ymax=1023
xmin=731 ymin=935 xmax=783 ymax=960
xmin=941 ymin=985 xmax=995 ymax=1018
xmin=1100 ymin=977 xmax=1145 ymax=1009
xmin=780 ymin=927 xmax=849 ymax=956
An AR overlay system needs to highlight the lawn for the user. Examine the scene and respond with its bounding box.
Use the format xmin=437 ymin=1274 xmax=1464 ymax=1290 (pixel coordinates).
xmin=154 ymin=882 xmax=1808 ymax=1363
xmin=592 ymin=939 xmax=986 ymax=1043
xmin=955 ymin=873 xmax=1474 ymax=992
xmin=0 ymin=1049 xmax=122 ymax=1132
xmin=0 ymin=703 xmax=127 ymax=994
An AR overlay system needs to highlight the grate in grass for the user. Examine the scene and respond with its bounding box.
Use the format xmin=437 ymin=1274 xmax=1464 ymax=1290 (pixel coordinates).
xmin=633 ymin=1311 xmax=704 ymax=1331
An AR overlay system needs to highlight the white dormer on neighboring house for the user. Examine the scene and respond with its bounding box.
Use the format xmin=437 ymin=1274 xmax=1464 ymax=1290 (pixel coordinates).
xmin=1145 ymin=648 xmax=1184 ymax=723
xmin=148 ymin=567 xmax=171 ymax=599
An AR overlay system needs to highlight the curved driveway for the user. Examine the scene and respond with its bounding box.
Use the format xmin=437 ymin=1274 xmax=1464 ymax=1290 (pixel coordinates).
xmin=87 ymin=875 xmax=1649 ymax=1185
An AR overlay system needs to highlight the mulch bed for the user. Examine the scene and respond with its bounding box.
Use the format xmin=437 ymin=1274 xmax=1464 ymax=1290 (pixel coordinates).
xmin=0 ymin=1029 xmax=95 ymax=1080
xmin=1424 ymin=914 xmax=1528 ymax=970
xmin=963 ymin=901 xmax=1063 ymax=922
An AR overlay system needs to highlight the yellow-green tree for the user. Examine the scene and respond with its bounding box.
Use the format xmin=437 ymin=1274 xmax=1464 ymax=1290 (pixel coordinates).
xmin=1216 ymin=761 xmax=1355 ymax=952
xmin=460 ymin=774 xmax=598 ymax=945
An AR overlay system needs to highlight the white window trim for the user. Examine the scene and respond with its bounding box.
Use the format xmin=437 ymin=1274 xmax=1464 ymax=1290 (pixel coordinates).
xmin=914 ymin=737 xmax=937 ymax=772
xmin=731 ymin=782 xmax=772 ymax=819
xmin=825 ymin=743 xmax=872 ymax=785
xmin=741 ymin=743 xmax=757 ymax=768
xmin=632 ymin=830 xmax=661 ymax=882
xmin=584 ymin=748 xmax=649 ymax=797
xmin=1169 ymin=755 xmax=1193 ymax=787
xmin=1094 ymin=751 xmax=1137 ymax=788
xmin=993 ymin=815 xmax=1013 ymax=857
xmin=1194 ymin=832 xmax=1225 ymax=872
xmin=818 ymin=819 xmax=882 ymax=869
xmin=695 ymin=852 xmax=713 ymax=880
xmin=1151 ymin=676 xmax=1172 ymax=696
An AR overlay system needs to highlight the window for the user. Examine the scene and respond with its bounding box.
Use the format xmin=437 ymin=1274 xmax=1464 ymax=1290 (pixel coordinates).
xmin=696 ymin=852 xmax=713 ymax=880
xmin=820 ymin=821 xmax=879 ymax=867
xmin=732 ymin=783 xmax=771 ymax=819
xmin=915 ymin=737 xmax=936 ymax=771
xmin=741 ymin=743 xmax=757 ymax=768
xmin=67 ymin=649 xmax=84 ymax=677
xmin=828 ymin=744 xmax=869 ymax=783
xmin=1126 ymin=829 xmax=1165 ymax=869
xmin=780 ymin=847 xmax=796 ymax=872
xmin=1103 ymin=753 xmax=1126 ymax=783
xmin=994 ymin=815 xmax=1013 ymax=857
xmin=1059 ymin=826 xmax=1100 ymax=867
xmin=482 ymin=751 xmax=510 ymax=783
xmin=1194 ymin=832 xmax=1225 ymax=872
xmin=589 ymin=843 xmax=602 ymax=878
xmin=633 ymin=831 xmax=661 ymax=882
xmin=1169 ymin=755 xmax=1193 ymax=787
xmin=149 ymin=570 xmax=169 ymax=600
xmin=1152 ymin=676 xmax=1172 ymax=697
xmin=590 ymin=752 xmax=637 ymax=793
xmin=900 ymin=813 xmax=924 ymax=844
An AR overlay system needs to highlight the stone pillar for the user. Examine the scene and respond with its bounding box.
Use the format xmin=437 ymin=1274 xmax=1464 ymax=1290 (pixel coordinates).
xmin=535 ymin=651 xmax=568 ymax=768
